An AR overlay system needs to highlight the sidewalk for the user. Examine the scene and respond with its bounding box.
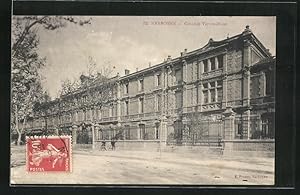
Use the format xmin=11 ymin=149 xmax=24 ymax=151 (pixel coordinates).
xmin=73 ymin=149 xmax=274 ymax=175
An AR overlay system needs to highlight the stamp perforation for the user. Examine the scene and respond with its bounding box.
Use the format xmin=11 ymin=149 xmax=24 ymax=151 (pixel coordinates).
xmin=26 ymin=135 xmax=72 ymax=172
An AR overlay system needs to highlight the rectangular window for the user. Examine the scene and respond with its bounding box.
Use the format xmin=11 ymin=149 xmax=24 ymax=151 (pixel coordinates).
xmin=218 ymin=55 xmax=224 ymax=68
xmin=175 ymin=91 xmax=183 ymax=108
xmin=210 ymin=58 xmax=215 ymax=70
xmin=75 ymin=112 xmax=78 ymax=121
xmin=83 ymin=111 xmax=87 ymax=121
xmin=203 ymin=90 xmax=209 ymax=104
xmin=156 ymin=94 xmax=162 ymax=112
xmin=125 ymin=101 xmax=129 ymax=115
xmin=190 ymin=89 xmax=194 ymax=105
xmin=91 ymin=110 xmax=95 ymax=120
xmin=125 ymin=125 xmax=130 ymax=140
xmin=203 ymin=59 xmax=208 ymax=72
xmin=210 ymin=89 xmax=216 ymax=102
xmin=175 ymin=68 xmax=182 ymax=83
xmin=203 ymin=83 xmax=208 ymax=89
xmin=265 ymin=72 xmax=274 ymax=96
xmin=238 ymin=123 xmax=243 ymax=135
xmin=139 ymin=97 xmax=144 ymax=113
xmin=97 ymin=109 xmax=101 ymax=119
xmin=109 ymin=104 xmax=113 ymax=117
xmin=139 ymin=124 xmax=145 ymax=140
xmin=139 ymin=79 xmax=144 ymax=91
xmin=111 ymin=88 xmax=115 ymax=99
xmin=157 ymin=74 xmax=161 ymax=86
xmin=261 ymin=116 xmax=274 ymax=139
xmin=217 ymin=80 xmax=222 ymax=87
xmin=124 ymin=83 xmax=129 ymax=94
xmin=194 ymin=62 xmax=199 ymax=80
xmin=86 ymin=110 xmax=91 ymax=120
xmin=210 ymin=82 xmax=215 ymax=88
xmin=217 ymin=88 xmax=223 ymax=102
xmin=77 ymin=112 xmax=80 ymax=121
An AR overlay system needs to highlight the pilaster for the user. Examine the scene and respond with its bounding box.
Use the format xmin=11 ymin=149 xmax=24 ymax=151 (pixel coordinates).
xmin=223 ymin=107 xmax=236 ymax=140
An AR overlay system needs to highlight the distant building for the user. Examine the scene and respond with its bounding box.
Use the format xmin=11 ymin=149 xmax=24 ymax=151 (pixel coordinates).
xmin=21 ymin=26 xmax=275 ymax=148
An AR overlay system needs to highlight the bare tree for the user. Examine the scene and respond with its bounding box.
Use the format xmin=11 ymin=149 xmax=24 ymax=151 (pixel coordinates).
xmin=184 ymin=112 xmax=208 ymax=145
xmin=59 ymin=78 xmax=80 ymax=97
xmin=12 ymin=16 xmax=91 ymax=58
xmin=11 ymin=16 xmax=91 ymax=145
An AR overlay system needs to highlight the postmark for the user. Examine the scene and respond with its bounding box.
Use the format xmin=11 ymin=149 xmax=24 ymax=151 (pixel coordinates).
xmin=26 ymin=136 xmax=72 ymax=172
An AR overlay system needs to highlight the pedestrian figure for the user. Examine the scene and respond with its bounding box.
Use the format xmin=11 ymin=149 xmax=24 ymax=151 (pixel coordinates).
xmin=111 ymin=139 xmax=116 ymax=150
xmin=100 ymin=141 xmax=107 ymax=151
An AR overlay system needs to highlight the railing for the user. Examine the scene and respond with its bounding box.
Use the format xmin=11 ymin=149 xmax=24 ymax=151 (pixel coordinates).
xmin=202 ymin=68 xmax=223 ymax=78
xmin=227 ymin=100 xmax=243 ymax=107
xmin=167 ymin=136 xmax=223 ymax=147
xmin=101 ymin=116 xmax=118 ymax=122
xmin=201 ymin=102 xmax=222 ymax=111
xmin=121 ymin=112 xmax=161 ymax=121
xmin=250 ymin=96 xmax=275 ymax=105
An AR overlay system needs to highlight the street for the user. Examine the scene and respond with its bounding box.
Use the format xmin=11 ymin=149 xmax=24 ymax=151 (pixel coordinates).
xmin=11 ymin=146 xmax=274 ymax=185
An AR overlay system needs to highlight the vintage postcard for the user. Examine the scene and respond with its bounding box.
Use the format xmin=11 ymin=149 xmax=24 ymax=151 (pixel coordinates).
xmin=10 ymin=16 xmax=275 ymax=185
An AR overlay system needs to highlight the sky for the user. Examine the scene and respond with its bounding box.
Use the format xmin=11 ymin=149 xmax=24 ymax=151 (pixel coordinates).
xmin=23 ymin=16 xmax=276 ymax=99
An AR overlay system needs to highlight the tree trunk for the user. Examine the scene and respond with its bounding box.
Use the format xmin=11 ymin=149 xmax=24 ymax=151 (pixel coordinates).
xmin=17 ymin=131 xmax=22 ymax=146
xmin=22 ymin=117 xmax=27 ymax=133
xmin=14 ymin=105 xmax=21 ymax=146
xmin=16 ymin=115 xmax=27 ymax=146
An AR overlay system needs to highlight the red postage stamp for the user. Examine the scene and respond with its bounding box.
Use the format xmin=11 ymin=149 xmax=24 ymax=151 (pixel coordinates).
xmin=26 ymin=136 xmax=72 ymax=172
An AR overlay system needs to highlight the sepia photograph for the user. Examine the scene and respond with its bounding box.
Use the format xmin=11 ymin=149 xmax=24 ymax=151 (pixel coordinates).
xmin=10 ymin=16 xmax=276 ymax=185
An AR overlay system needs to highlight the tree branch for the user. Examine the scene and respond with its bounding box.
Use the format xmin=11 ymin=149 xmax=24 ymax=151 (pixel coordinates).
xmin=12 ymin=16 xmax=48 ymax=57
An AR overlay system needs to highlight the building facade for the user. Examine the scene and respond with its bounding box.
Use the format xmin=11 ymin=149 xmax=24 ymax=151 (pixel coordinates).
xmin=21 ymin=26 xmax=275 ymax=148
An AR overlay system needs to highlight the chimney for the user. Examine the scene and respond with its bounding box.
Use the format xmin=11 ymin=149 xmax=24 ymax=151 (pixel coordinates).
xmin=149 ymin=62 xmax=151 ymax=67
xmin=242 ymin=25 xmax=252 ymax=34
xmin=125 ymin=69 xmax=130 ymax=75
xmin=167 ymin=55 xmax=172 ymax=62
xmin=181 ymin=49 xmax=188 ymax=57
xmin=136 ymin=67 xmax=139 ymax=72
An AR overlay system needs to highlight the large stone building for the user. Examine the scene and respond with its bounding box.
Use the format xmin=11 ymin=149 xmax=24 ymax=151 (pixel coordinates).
xmin=22 ymin=26 xmax=275 ymax=150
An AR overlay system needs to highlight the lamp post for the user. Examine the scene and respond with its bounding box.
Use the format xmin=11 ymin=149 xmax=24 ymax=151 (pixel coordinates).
xmin=90 ymin=122 xmax=96 ymax=150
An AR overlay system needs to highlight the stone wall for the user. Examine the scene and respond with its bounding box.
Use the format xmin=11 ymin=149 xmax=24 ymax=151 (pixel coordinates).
xmin=222 ymin=139 xmax=275 ymax=157
xmin=73 ymin=139 xmax=274 ymax=158
xmin=227 ymin=49 xmax=243 ymax=73
xmin=227 ymin=78 xmax=242 ymax=103
xmin=93 ymin=140 xmax=222 ymax=155
xmin=94 ymin=140 xmax=164 ymax=151
xmin=223 ymin=139 xmax=274 ymax=151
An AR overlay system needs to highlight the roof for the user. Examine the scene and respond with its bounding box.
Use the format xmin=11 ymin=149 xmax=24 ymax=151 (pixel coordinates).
xmin=251 ymin=56 xmax=276 ymax=73
xmin=119 ymin=25 xmax=272 ymax=80
xmin=253 ymin=56 xmax=276 ymax=66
